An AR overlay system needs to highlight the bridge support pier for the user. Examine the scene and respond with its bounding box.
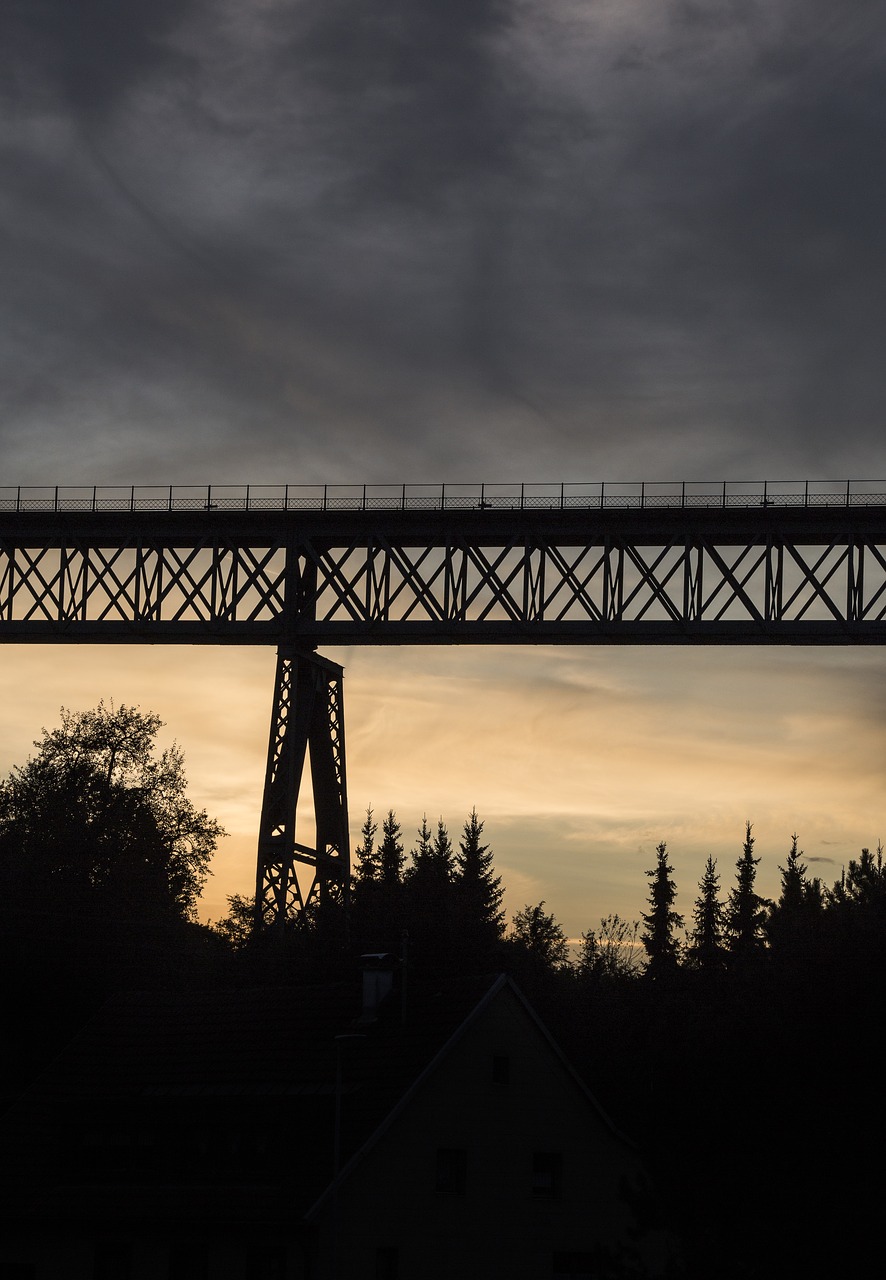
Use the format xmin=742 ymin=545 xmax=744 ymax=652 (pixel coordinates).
xmin=255 ymin=648 xmax=350 ymax=930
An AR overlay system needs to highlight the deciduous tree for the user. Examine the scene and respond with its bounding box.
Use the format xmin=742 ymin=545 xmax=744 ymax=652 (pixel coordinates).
xmin=0 ymin=702 xmax=223 ymax=920
xmin=576 ymin=915 xmax=642 ymax=982
xmin=509 ymin=901 xmax=570 ymax=972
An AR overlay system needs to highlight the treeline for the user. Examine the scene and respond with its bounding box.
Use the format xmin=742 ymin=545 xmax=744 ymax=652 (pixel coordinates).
xmin=217 ymin=807 xmax=509 ymax=982
xmin=639 ymin=821 xmax=886 ymax=977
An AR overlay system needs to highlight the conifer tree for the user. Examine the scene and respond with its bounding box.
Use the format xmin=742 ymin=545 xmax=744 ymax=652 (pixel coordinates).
xmin=404 ymin=815 xmax=458 ymax=974
xmin=407 ymin=816 xmax=454 ymax=894
xmin=410 ymin=814 xmax=434 ymax=871
xmin=686 ymin=855 xmax=726 ymax=971
xmin=641 ymin=841 xmax=683 ymax=976
xmin=778 ymin=834 xmax=808 ymax=912
xmin=725 ymin=821 xmax=768 ymax=960
xmin=767 ymin=833 xmax=824 ymax=949
xmin=454 ymin=809 xmax=505 ymax=967
xmin=351 ymin=808 xmax=405 ymax=953
xmin=830 ymin=843 xmax=886 ymax=910
xmin=378 ymin=809 xmax=405 ymax=885
xmin=353 ymin=806 xmax=379 ymax=886
xmin=432 ymin=817 xmax=455 ymax=878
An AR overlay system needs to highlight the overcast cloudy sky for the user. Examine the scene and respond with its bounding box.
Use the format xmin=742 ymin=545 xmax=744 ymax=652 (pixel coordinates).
xmin=2 ymin=2 xmax=886 ymax=936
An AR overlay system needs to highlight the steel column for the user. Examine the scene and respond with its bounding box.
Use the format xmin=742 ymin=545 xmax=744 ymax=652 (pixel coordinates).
xmin=255 ymin=648 xmax=350 ymax=930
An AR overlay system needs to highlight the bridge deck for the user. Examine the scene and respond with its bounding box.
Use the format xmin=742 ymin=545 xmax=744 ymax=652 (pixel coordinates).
xmin=1 ymin=485 xmax=885 ymax=645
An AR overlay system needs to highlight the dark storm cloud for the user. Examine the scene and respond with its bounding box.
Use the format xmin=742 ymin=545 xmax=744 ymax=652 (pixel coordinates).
xmin=1 ymin=0 xmax=202 ymax=118
xmin=3 ymin=1 xmax=886 ymax=481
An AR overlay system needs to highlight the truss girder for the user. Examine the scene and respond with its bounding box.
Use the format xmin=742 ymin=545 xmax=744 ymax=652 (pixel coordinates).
xmin=255 ymin=649 xmax=349 ymax=930
xmin=300 ymin=531 xmax=886 ymax=641
xmin=2 ymin=509 xmax=886 ymax=643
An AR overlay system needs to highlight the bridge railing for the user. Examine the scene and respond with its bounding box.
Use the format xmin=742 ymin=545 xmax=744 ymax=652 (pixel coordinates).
xmin=1 ymin=481 xmax=885 ymax=513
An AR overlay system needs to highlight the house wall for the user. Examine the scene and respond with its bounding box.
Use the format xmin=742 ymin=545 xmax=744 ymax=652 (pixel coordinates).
xmin=308 ymin=984 xmax=660 ymax=1280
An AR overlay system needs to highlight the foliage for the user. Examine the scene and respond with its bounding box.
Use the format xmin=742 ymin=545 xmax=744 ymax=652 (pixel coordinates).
xmin=725 ymin=822 xmax=768 ymax=960
xmin=0 ymin=702 xmax=224 ymax=920
xmin=829 ymin=842 xmax=886 ymax=910
xmin=767 ymin=834 xmax=825 ymax=949
xmin=576 ymin=914 xmax=643 ymax=982
xmin=686 ymin=856 xmax=726 ymax=971
xmin=509 ymin=900 xmax=570 ymax=971
xmin=407 ymin=815 xmax=454 ymax=889
xmin=212 ymin=892 xmax=256 ymax=951
xmin=454 ymin=808 xmax=505 ymax=966
xmin=641 ymin=842 xmax=683 ymax=977
xmin=403 ymin=816 xmax=458 ymax=975
xmin=378 ymin=809 xmax=405 ymax=884
xmin=353 ymin=806 xmax=380 ymax=885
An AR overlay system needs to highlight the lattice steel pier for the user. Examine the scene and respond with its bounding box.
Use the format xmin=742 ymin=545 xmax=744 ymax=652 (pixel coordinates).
xmin=256 ymin=649 xmax=349 ymax=929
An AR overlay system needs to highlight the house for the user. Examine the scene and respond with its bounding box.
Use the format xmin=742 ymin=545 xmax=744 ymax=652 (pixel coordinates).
xmin=0 ymin=964 xmax=674 ymax=1278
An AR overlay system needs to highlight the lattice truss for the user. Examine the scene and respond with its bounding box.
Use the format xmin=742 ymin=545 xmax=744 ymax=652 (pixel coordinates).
xmin=1 ymin=530 xmax=886 ymax=636
xmin=0 ymin=540 xmax=286 ymax=626
xmin=305 ymin=536 xmax=886 ymax=632
xmin=256 ymin=650 xmax=349 ymax=930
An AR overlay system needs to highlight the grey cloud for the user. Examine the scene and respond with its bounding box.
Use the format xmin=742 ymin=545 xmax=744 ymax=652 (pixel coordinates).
xmin=3 ymin=1 xmax=886 ymax=482
xmin=2 ymin=0 xmax=201 ymax=119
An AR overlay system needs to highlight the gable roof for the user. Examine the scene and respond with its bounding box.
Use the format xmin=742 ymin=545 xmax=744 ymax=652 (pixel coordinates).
xmin=304 ymin=972 xmax=634 ymax=1222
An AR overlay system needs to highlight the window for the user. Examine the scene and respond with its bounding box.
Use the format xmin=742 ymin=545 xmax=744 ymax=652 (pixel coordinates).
xmin=435 ymin=1147 xmax=467 ymax=1194
xmin=491 ymin=1054 xmax=510 ymax=1086
xmin=532 ymin=1151 xmax=563 ymax=1198
xmin=375 ymin=1246 xmax=399 ymax=1279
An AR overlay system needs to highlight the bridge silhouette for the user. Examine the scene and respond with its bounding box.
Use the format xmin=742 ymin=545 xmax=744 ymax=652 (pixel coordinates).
xmin=2 ymin=480 xmax=885 ymax=928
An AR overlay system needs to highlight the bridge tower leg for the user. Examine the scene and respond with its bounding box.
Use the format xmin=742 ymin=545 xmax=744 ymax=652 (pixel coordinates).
xmin=255 ymin=647 xmax=350 ymax=930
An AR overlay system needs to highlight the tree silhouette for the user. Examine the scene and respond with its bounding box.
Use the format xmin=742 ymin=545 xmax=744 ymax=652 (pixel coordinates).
xmin=353 ymin=806 xmax=380 ymax=886
xmin=404 ymin=816 xmax=458 ymax=974
xmin=686 ymin=856 xmax=726 ymax=972
xmin=454 ymin=809 xmax=505 ymax=968
xmin=509 ymin=901 xmax=570 ymax=973
xmin=576 ymin=915 xmax=642 ymax=983
xmin=767 ymin=833 xmax=825 ymax=950
xmin=350 ymin=808 xmax=405 ymax=953
xmin=830 ymin=843 xmax=886 ymax=910
xmin=378 ymin=809 xmax=405 ymax=885
xmin=641 ymin=842 xmax=683 ymax=977
xmin=0 ymin=702 xmax=223 ymax=920
xmin=725 ymin=822 xmax=768 ymax=961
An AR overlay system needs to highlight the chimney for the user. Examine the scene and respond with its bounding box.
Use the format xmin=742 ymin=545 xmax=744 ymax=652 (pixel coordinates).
xmin=357 ymin=953 xmax=396 ymax=1024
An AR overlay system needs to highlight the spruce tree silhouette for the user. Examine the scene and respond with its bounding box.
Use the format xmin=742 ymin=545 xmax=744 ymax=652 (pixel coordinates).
xmin=641 ymin=842 xmax=683 ymax=977
xmin=454 ymin=809 xmax=504 ymax=971
xmin=725 ymin=822 xmax=768 ymax=961
xmin=404 ymin=816 xmax=457 ymax=975
xmin=686 ymin=855 xmax=726 ymax=972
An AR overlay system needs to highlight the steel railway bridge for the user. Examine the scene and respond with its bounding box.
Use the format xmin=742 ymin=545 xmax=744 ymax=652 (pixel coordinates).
xmin=2 ymin=480 xmax=885 ymax=929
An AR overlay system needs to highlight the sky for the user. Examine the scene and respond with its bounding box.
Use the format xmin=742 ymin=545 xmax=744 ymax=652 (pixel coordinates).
xmin=2 ymin=2 xmax=886 ymax=939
